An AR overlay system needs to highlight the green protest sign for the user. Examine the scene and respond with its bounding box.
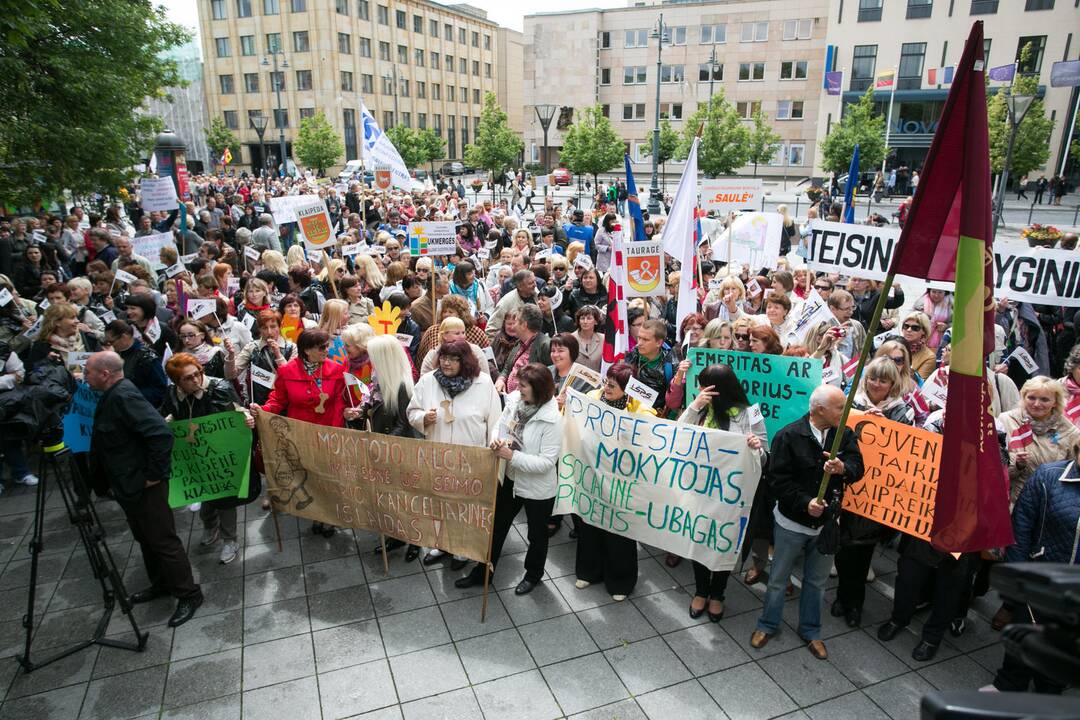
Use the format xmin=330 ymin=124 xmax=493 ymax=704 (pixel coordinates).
xmin=167 ymin=411 xmax=252 ymax=508
xmin=685 ymin=348 xmax=822 ymax=439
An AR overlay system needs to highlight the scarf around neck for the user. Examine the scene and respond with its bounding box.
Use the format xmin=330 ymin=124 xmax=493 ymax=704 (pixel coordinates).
xmin=434 ymin=368 xmax=473 ymax=397
xmin=602 ymin=394 xmax=629 ymax=411
xmin=510 ymin=398 xmax=541 ymax=449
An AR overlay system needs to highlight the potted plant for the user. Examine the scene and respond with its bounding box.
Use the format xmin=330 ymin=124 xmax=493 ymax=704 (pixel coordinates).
xmin=1021 ymin=223 xmax=1063 ymax=247
xmin=805 ymin=186 xmax=824 ymax=203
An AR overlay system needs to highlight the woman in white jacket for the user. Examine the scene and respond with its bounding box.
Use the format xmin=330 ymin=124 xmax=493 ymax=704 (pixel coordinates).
xmin=454 ymin=363 xmax=563 ymax=596
xmin=408 ymin=338 xmax=502 ymax=569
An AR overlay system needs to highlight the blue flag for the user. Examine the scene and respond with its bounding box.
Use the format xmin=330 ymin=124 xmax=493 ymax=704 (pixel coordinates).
xmin=623 ymin=154 xmax=647 ymax=242
xmin=843 ymin=144 xmax=860 ymax=224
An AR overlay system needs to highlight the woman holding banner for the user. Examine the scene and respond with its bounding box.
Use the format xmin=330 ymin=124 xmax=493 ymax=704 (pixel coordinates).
xmin=249 ymin=328 xmax=352 ymax=538
xmin=161 ymin=352 xmax=258 ymax=565
xmin=455 ymin=363 xmax=562 ymax=595
xmin=574 ymin=362 xmax=656 ymax=601
xmin=677 ymin=363 xmax=766 ymax=620
xmin=408 ymin=338 xmax=501 ymax=568
xmin=832 ymin=357 xmax=913 ymax=628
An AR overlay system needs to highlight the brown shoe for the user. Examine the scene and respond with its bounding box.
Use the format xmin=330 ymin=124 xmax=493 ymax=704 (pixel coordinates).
xmin=664 ymin=553 xmax=682 ymax=568
xmin=806 ymin=639 xmax=828 ymax=660
xmin=750 ymin=630 xmax=770 ymax=649
xmin=990 ymin=605 xmax=1012 ymax=631
xmin=744 ymin=568 xmax=766 ymax=585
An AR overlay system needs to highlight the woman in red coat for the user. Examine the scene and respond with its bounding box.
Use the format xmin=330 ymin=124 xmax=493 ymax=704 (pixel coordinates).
xmin=250 ymin=328 xmax=358 ymax=536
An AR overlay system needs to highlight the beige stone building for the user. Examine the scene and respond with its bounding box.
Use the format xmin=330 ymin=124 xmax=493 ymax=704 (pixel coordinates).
xmin=523 ymin=0 xmax=830 ymax=180
xmin=197 ymin=0 xmax=523 ymax=174
xmin=815 ymin=0 xmax=1079 ymax=183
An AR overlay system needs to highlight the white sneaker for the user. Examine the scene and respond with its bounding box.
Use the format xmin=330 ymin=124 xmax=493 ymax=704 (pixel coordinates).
xmin=978 ymin=684 xmax=999 ymax=693
xmin=219 ymin=541 xmax=239 ymax=565
xmin=829 ymin=563 xmax=838 ymax=578
xmin=16 ymin=473 xmax=39 ymax=486
xmin=611 ymin=594 xmax=627 ymax=602
xmin=188 ymin=503 xmax=202 ymax=512
xmin=574 ymin=579 xmax=591 ymax=589
xmin=866 ymin=567 xmax=876 ymax=583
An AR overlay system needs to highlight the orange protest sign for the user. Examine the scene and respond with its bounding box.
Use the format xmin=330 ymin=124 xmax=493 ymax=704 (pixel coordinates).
xmin=281 ymin=316 xmax=302 ymax=342
xmin=841 ymin=412 xmax=941 ymax=542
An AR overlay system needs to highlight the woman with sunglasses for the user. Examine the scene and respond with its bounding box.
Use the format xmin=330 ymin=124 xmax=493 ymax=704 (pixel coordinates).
xmin=874 ymin=341 xmax=918 ymax=396
xmin=731 ymin=318 xmax=754 ymax=353
xmin=900 ymin=312 xmax=937 ymax=380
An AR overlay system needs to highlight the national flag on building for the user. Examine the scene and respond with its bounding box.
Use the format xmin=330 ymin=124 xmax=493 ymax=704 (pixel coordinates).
xmin=1008 ymin=423 xmax=1035 ymax=451
xmin=220 ymin=147 xmax=233 ymax=166
xmin=885 ymin=20 xmax=1013 ymax=553
xmin=875 ymin=70 xmax=895 ymax=89
xmin=926 ymin=66 xmax=955 ymax=85
xmin=987 ymin=63 xmax=1016 ymax=82
xmin=660 ymin=133 xmax=700 ymax=342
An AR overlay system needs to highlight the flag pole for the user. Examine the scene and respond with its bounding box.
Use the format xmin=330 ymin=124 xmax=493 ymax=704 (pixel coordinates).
xmin=880 ymin=69 xmax=897 ymax=176
xmin=1061 ymin=90 xmax=1080 ymax=176
xmin=836 ymin=68 xmax=845 ymax=125
xmin=815 ymin=268 xmax=896 ymax=500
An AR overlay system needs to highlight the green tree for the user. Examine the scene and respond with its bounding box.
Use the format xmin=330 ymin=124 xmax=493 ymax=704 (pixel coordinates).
xmin=465 ymin=92 xmax=523 ymax=190
xmin=293 ymin=111 xmax=344 ymax=175
xmin=640 ymin=119 xmax=680 ymax=189
xmin=819 ymin=89 xmax=887 ymax=175
xmin=205 ymin=117 xmax=239 ymax=166
xmin=560 ymin=105 xmax=626 ymax=186
xmin=0 ymin=0 xmax=187 ymax=204
xmin=746 ymin=110 xmax=782 ymax=177
xmin=988 ymin=44 xmax=1054 ymax=181
xmin=415 ymin=128 xmax=447 ymax=178
xmin=384 ymin=125 xmax=425 ymax=170
xmin=677 ymin=91 xmax=751 ymax=176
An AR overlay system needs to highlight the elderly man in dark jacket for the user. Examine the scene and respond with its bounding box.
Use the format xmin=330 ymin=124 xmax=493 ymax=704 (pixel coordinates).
xmin=750 ymin=385 xmax=864 ymax=661
xmin=85 ymin=351 xmax=202 ymax=627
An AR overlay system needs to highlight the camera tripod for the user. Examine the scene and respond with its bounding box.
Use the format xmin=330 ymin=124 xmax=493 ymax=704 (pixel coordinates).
xmin=18 ymin=435 xmax=147 ymax=672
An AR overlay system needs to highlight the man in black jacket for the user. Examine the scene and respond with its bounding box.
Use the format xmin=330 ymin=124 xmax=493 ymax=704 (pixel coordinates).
xmin=102 ymin=320 xmax=168 ymax=407
xmin=750 ymin=385 xmax=863 ymax=660
xmin=85 ymin=351 xmax=202 ymax=627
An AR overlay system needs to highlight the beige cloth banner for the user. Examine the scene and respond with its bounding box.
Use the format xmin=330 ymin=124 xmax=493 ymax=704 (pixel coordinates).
xmin=257 ymin=413 xmax=498 ymax=563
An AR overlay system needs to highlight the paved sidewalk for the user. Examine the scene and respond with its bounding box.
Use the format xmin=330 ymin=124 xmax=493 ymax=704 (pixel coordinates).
xmin=0 ymin=481 xmax=1020 ymax=720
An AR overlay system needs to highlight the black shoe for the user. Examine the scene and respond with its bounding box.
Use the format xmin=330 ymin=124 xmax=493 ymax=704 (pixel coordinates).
xmin=454 ymin=570 xmax=484 ymax=589
xmin=949 ymin=618 xmax=966 ymax=637
xmin=830 ymin=600 xmax=846 ymax=618
xmin=405 ymin=545 xmax=420 ymax=562
xmin=514 ymin=578 xmax=538 ymax=595
xmin=547 ymin=521 xmax=561 ymax=538
xmin=374 ymin=537 xmax=406 ymax=554
xmin=689 ymin=598 xmax=706 ymax=619
xmin=450 ymin=558 xmax=468 ymax=571
xmin=911 ymin=640 xmax=939 ymax=662
xmin=129 ymin=587 xmax=169 ymax=605
xmin=707 ymin=600 xmax=725 ymax=623
xmin=568 ymin=528 xmax=578 ymax=539
xmin=845 ymin=607 xmax=862 ymax=628
xmin=311 ymin=521 xmax=325 ymax=535
xmin=423 ymin=551 xmax=445 ymax=566
xmin=319 ymin=525 xmax=336 ymax=538
xmin=877 ymin=620 xmax=905 ymax=642
xmin=168 ymin=594 xmax=203 ymax=627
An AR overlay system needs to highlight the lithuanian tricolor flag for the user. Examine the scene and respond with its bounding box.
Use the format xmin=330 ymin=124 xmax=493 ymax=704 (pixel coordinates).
xmin=886 ymin=21 xmax=1013 ymax=552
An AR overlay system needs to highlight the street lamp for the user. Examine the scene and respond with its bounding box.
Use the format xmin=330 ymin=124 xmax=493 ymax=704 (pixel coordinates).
xmin=535 ymin=104 xmax=558 ymax=196
xmin=382 ymin=66 xmax=399 ymax=127
xmin=249 ymin=113 xmax=269 ymax=178
xmin=707 ymin=45 xmax=721 ymax=104
xmin=647 ymin=14 xmax=669 ymax=216
xmin=261 ymin=50 xmax=289 ymax=177
xmin=993 ymin=93 xmax=1035 ymax=238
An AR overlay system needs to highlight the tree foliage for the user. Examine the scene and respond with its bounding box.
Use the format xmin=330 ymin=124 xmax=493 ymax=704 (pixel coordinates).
xmin=464 ymin=92 xmax=523 ymax=181
xmin=416 ymin=128 xmax=446 ymax=177
xmin=0 ymin=0 xmax=187 ymax=205
xmin=746 ymin=110 xmax=782 ymax=177
xmin=988 ymin=44 xmax=1054 ymax=179
xmin=676 ymin=91 xmax=751 ymax=176
xmin=293 ymin=111 xmax=344 ymax=175
xmin=205 ymin=118 xmax=239 ymax=164
xmin=560 ymin=105 xmax=626 ymax=184
xmin=819 ymin=89 xmax=886 ymax=175
xmin=641 ymin=119 xmax=680 ymax=165
xmin=385 ymin=125 xmax=426 ymax=170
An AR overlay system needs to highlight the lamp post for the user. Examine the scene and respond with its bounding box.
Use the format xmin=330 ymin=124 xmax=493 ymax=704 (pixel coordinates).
xmin=647 ymin=14 xmax=669 ymax=216
xmin=534 ymin=104 xmax=557 ymax=197
xmin=382 ymin=66 xmax=399 ymax=126
xmin=993 ymin=93 xmax=1035 ymax=238
xmin=261 ymin=50 xmax=289 ymax=177
xmin=708 ymin=45 xmax=720 ymax=104
xmin=249 ymin=113 xmax=269 ymax=178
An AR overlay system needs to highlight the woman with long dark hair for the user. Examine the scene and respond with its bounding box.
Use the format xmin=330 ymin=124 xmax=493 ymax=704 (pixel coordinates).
xmin=678 ymin=363 xmax=766 ymax=620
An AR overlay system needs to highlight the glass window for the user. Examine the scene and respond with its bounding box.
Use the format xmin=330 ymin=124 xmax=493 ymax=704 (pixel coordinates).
xmin=266 ymin=33 xmax=280 ymax=52
xmin=622 ymin=103 xmax=646 ymax=120
xmin=625 ymin=29 xmax=648 ymax=48
xmin=338 ymin=33 xmax=350 ymax=54
xmin=789 ymin=144 xmax=806 ymax=166
xmin=659 ymin=103 xmax=683 ymax=120
xmin=247 ymin=110 xmax=263 ymax=127
xmin=459 ymin=57 xmax=466 ymax=73
xmin=445 ymin=23 xmax=453 ymax=41
xmin=600 ymin=31 xmax=611 ymax=49
xmin=291 ymin=0 xmax=305 ymax=11
xmin=398 ymin=44 xmax=407 ymax=63
xmin=381 ymin=75 xmax=393 ymax=95
xmin=274 ymin=109 xmax=288 ymax=128
xmin=223 ymin=111 xmax=238 ymax=129
xmin=419 ymin=113 xmax=427 ymax=129
xmin=417 ymin=81 xmax=426 ymax=98
xmin=433 ymin=84 xmax=441 ymax=100
xmin=782 ymin=19 xmax=812 ymax=40
xmin=431 ymin=52 xmax=440 ymax=69
xmin=240 ymin=35 xmax=255 ymax=56
xmin=780 ymin=60 xmax=808 ymax=79
xmin=484 ymin=34 xmax=491 ymax=50
xmin=459 ymin=27 xmax=466 ymax=43
xmin=851 ymin=44 xmax=878 ymax=91
xmin=670 ymin=27 xmax=687 ymax=45
xmin=300 ymin=107 xmax=315 ymax=121
xmin=472 ymin=31 xmax=479 ymax=47
xmin=379 ymin=41 xmax=390 ymax=61
xmin=362 ymin=74 xmax=373 ymax=93
xmin=335 ymin=0 xmax=347 ymax=13
xmin=600 ymin=68 xmax=611 ymax=85
xmin=738 ymin=62 xmax=766 ymax=81
xmin=294 ymin=31 xmax=309 ymax=52
xmin=447 ymin=85 xmax=455 ymax=101
xmin=473 ymin=88 xmax=480 ymax=104
xmin=776 ymin=100 xmax=804 ymax=119
xmin=385 ymin=111 xmax=395 ymax=129
xmin=983 ymin=38 xmax=992 ymax=67
xmin=898 ymin=42 xmax=926 ymax=89
xmin=700 ymin=24 xmax=726 ymax=44
xmin=236 ymin=0 xmax=251 ymax=17
xmin=736 ymin=101 xmax=762 ymax=118
xmin=377 ymin=4 xmax=388 ymax=24
xmin=446 ymin=55 xmax=454 ymax=72
xmin=472 ymin=60 xmax=479 ymax=76
xmin=484 ymin=62 xmax=491 ymax=78
xmin=907 ymin=0 xmax=933 ymax=19
xmin=244 ymin=72 xmax=259 ymax=92
xmin=400 ymin=79 xmax=409 ymax=97
xmin=623 ymin=66 xmax=647 ymax=84
xmin=296 ymin=69 xmax=312 ymax=91
xmin=698 ymin=63 xmax=723 ymax=82
xmin=359 ymin=37 xmax=371 ymax=57
xmin=264 ymin=0 xmax=279 ymax=14
xmin=859 ymin=0 xmax=884 ymax=21
xmin=660 ymin=65 xmax=684 ymax=83
xmin=402 ymin=112 xmax=411 ymax=128
xmin=269 ymin=71 xmax=285 ymax=91
xmin=358 ymin=0 xmax=368 ymax=19
xmin=219 ymin=74 xmax=234 ymax=94
xmin=415 ymin=49 xmax=424 ymax=66
xmin=215 ymin=37 xmax=231 ymax=57
xmin=396 ymin=9 xmax=406 ymax=28
xmin=414 ymin=14 xmax=422 ymax=32
xmin=211 ymin=0 xmax=226 ymax=20
xmin=430 ymin=19 xmax=439 ymax=36
xmin=1025 ymin=0 xmax=1054 ymax=8
xmin=740 ymin=22 xmax=768 ymax=42
xmin=1016 ymin=35 xmax=1047 ymax=74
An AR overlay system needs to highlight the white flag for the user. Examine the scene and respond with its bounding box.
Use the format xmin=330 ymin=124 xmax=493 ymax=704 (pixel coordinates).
xmin=661 ymin=136 xmax=700 ymax=342
xmin=360 ymin=101 xmax=412 ymax=190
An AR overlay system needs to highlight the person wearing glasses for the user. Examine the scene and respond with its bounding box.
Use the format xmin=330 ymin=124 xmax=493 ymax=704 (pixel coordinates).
xmin=731 ymin=317 xmax=755 ymax=353
xmin=811 ymin=277 xmax=834 ymax=301
xmin=161 ymin=353 xmax=258 ymax=565
xmin=899 ymin=312 xmax=937 ymax=380
xmin=807 ymin=289 xmax=865 ymax=362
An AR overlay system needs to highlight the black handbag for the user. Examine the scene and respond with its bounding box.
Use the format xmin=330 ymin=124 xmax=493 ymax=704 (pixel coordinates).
xmin=815 ymin=488 xmax=843 ymax=555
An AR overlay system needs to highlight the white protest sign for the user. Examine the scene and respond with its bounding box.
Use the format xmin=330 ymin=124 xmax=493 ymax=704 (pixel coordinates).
xmin=100 ymin=310 xmax=116 ymax=324
xmin=874 ymin=328 xmax=902 ymax=347
xmin=22 ymin=317 xmax=43 ymax=339
xmin=65 ymin=351 xmax=93 ymax=372
xmin=140 ymin=177 xmax=180 ymax=212
xmin=114 ymin=269 xmax=138 ymax=285
xmin=406 ymin=222 xmax=457 ymax=256
xmin=625 ymin=376 xmax=658 ymax=407
xmin=165 ymin=261 xmax=186 ymax=278
xmin=746 ymin=403 xmax=765 ymax=427
xmin=745 ymin=279 xmax=762 ymax=297
xmin=565 ymin=362 xmax=603 ymax=391
xmin=822 ymin=365 xmax=841 ymax=384
xmin=186 ymin=298 xmax=217 ymax=320
xmin=555 ymin=390 xmax=761 ymax=571
xmin=180 ymin=253 xmax=197 ymax=263
xmin=340 ymin=243 xmax=363 ymax=256
xmin=624 ymin=241 xmax=666 ymax=298
xmin=241 ymin=312 xmax=256 ymax=330
xmin=395 ymin=333 xmax=414 ymax=347
xmin=477 ymin=247 xmax=491 ymax=260
xmin=1008 ymin=346 xmax=1039 ymax=375
xmin=922 ymin=374 xmax=949 ymax=408
xmin=786 ymin=290 xmax=830 ymax=345
xmin=269 ymin=195 xmax=311 ymax=223
xmin=700 ymin=179 xmax=763 ymax=214
xmin=708 ymin=279 xmax=724 ymax=290
xmin=244 ymin=245 xmax=262 ymax=261
xmin=131 ymin=231 xmax=176 ymax=267
xmin=0 ymin=288 xmax=11 ymax=306
xmin=144 ymin=317 xmax=162 ymax=343
xmin=250 ymin=364 xmax=276 ymax=389
xmin=573 ymin=254 xmax=594 ymax=271
xmin=717 ymin=213 xmax=783 ymax=271
xmin=295 ymin=197 xmax=337 ymax=250
xmin=39 ymin=298 xmax=51 ymax=311
xmin=227 ymin=277 xmax=241 ymax=295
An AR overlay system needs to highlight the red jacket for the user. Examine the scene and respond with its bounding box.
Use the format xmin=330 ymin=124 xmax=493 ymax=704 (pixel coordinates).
xmin=261 ymin=357 xmax=347 ymax=427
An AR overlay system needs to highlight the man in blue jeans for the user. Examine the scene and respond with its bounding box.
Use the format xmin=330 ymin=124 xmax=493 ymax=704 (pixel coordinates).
xmin=750 ymin=385 xmax=863 ymax=660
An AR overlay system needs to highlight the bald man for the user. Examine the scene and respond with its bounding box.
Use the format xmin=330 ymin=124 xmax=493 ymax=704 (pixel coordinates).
xmin=750 ymin=384 xmax=863 ymax=661
xmin=86 ymin=351 xmax=202 ymax=627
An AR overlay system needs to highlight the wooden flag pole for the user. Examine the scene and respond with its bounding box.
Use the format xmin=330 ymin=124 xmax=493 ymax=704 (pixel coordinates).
xmin=270 ymin=505 xmax=284 ymax=553
xmin=379 ymin=534 xmax=390 ymax=575
xmin=815 ymin=269 xmax=896 ymax=500
xmin=479 ymin=463 xmax=501 ymax=623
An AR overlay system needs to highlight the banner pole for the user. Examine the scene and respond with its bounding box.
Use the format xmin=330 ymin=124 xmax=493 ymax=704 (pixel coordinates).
xmin=379 ymin=534 xmax=390 ymax=575
xmin=815 ymin=268 xmax=896 ymax=500
xmin=270 ymin=505 xmax=284 ymax=553
xmin=430 ymin=265 xmax=437 ymax=331
xmin=480 ymin=465 xmax=501 ymax=623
